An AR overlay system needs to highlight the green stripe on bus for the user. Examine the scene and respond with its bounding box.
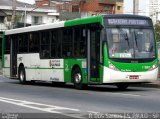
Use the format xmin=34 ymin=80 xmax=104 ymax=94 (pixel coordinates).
xmin=64 ymin=15 xmax=103 ymax=27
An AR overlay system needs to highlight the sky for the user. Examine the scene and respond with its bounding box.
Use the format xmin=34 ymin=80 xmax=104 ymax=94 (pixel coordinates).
xmin=17 ymin=0 xmax=35 ymax=4
xmin=17 ymin=0 xmax=149 ymax=15
xmin=124 ymin=0 xmax=149 ymax=15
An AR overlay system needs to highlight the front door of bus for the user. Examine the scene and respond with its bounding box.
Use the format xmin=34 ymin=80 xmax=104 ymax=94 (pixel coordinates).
xmin=10 ymin=38 xmax=17 ymax=78
xmin=88 ymin=26 xmax=100 ymax=82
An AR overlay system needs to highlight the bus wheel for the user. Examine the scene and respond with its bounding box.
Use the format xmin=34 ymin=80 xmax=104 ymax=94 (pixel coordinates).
xmin=72 ymin=68 xmax=85 ymax=90
xmin=116 ymin=83 xmax=129 ymax=90
xmin=18 ymin=66 xmax=26 ymax=84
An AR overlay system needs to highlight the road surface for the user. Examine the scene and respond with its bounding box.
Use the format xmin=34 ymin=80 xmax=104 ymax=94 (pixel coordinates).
xmin=0 ymin=76 xmax=160 ymax=118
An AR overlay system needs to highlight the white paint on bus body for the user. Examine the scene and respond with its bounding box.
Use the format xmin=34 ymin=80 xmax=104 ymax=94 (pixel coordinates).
xmin=41 ymin=69 xmax=64 ymax=82
xmin=103 ymin=66 xmax=158 ymax=83
xmin=17 ymin=53 xmax=64 ymax=82
xmin=3 ymin=55 xmax=10 ymax=77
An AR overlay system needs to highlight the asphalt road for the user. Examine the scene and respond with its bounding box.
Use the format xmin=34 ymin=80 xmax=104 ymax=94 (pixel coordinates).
xmin=0 ymin=76 xmax=160 ymax=119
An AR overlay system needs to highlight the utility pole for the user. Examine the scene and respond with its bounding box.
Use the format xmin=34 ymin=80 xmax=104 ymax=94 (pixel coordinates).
xmin=11 ymin=0 xmax=16 ymax=29
xmin=133 ymin=0 xmax=139 ymax=15
xmin=24 ymin=5 xmax=27 ymax=27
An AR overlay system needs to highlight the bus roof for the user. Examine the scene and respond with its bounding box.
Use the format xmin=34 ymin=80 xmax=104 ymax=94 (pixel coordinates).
xmin=5 ymin=14 xmax=152 ymax=35
xmin=5 ymin=21 xmax=65 ymax=35
xmin=5 ymin=15 xmax=103 ymax=35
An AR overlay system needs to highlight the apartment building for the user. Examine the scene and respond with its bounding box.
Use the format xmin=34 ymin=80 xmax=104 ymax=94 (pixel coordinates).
xmin=0 ymin=0 xmax=59 ymax=30
xmin=149 ymin=0 xmax=160 ymax=24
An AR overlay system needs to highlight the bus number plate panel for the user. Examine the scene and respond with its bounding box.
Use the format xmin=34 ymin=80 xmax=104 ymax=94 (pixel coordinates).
xmin=129 ymin=75 xmax=139 ymax=79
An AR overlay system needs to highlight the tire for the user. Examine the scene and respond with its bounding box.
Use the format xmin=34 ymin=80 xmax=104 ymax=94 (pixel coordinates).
xmin=18 ymin=66 xmax=26 ymax=84
xmin=72 ymin=67 xmax=86 ymax=90
xmin=116 ymin=83 xmax=129 ymax=90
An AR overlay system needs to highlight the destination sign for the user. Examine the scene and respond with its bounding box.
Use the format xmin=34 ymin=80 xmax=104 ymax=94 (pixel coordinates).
xmin=106 ymin=18 xmax=151 ymax=26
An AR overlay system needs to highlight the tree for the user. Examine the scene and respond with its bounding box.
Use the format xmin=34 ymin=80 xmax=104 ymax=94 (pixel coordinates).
xmin=154 ymin=21 xmax=160 ymax=42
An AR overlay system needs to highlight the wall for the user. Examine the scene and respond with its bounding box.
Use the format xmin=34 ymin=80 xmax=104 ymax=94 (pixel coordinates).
xmin=80 ymin=1 xmax=123 ymax=14
xmin=26 ymin=12 xmax=57 ymax=25
xmin=35 ymin=0 xmax=49 ymax=7
xmin=80 ymin=1 xmax=115 ymax=13
xmin=115 ymin=2 xmax=123 ymax=14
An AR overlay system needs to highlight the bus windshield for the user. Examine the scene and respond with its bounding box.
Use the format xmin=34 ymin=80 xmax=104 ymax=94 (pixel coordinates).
xmin=106 ymin=28 xmax=156 ymax=59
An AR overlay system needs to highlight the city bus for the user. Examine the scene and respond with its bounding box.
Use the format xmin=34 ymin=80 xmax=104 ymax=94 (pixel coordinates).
xmin=2 ymin=14 xmax=158 ymax=90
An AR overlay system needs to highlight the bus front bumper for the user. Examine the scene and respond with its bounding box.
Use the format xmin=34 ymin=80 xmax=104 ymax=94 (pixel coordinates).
xmin=103 ymin=67 xmax=158 ymax=84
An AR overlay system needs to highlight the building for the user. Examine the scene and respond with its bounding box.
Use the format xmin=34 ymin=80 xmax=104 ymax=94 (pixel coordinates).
xmin=36 ymin=0 xmax=74 ymax=12
xmin=0 ymin=0 xmax=59 ymax=30
xmin=149 ymin=0 xmax=160 ymax=24
xmin=36 ymin=0 xmax=80 ymax=20
xmin=35 ymin=0 xmax=124 ymax=20
xmin=79 ymin=0 xmax=123 ymax=15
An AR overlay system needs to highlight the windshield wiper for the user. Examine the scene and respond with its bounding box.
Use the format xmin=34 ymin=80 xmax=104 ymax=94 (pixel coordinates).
xmin=120 ymin=29 xmax=130 ymax=48
xmin=124 ymin=32 xmax=130 ymax=47
xmin=134 ymin=31 xmax=138 ymax=48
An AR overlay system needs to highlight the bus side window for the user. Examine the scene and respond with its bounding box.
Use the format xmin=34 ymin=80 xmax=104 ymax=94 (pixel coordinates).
xmin=80 ymin=28 xmax=87 ymax=57
xmin=29 ymin=32 xmax=39 ymax=53
xmin=29 ymin=33 xmax=33 ymax=52
xmin=51 ymin=30 xmax=57 ymax=58
xmin=5 ymin=36 xmax=11 ymax=54
xmin=73 ymin=27 xmax=87 ymax=58
xmin=62 ymin=29 xmax=73 ymax=58
xmin=18 ymin=34 xmax=28 ymax=53
xmin=40 ymin=31 xmax=50 ymax=59
xmin=74 ymin=28 xmax=81 ymax=57
xmin=51 ymin=30 xmax=62 ymax=58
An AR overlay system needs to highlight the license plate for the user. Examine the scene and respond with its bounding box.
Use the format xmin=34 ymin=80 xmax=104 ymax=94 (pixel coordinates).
xmin=129 ymin=75 xmax=139 ymax=79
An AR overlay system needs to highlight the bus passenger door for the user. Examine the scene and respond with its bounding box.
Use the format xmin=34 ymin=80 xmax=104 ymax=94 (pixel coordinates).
xmin=87 ymin=25 xmax=101 ymax=83
xmin=10 ymin=38 xmax=17 ymax=78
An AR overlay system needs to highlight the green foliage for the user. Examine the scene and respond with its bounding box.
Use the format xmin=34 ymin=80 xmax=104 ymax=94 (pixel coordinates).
xmin=154 ymin=21 xmax=160 ymax=42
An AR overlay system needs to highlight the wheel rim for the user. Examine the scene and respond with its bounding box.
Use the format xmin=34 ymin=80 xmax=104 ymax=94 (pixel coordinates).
xmin=20 ymin=71 xmax=24 ymax=82
xmin=75 ymin=73 xmax=81 ymax=84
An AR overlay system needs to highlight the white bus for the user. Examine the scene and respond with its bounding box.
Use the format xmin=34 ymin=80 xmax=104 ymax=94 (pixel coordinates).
xmin=2 ymin=14 xmax=158 ymax=90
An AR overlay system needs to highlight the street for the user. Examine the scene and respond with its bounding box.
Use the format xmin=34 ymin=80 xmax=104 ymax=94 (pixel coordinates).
xmin=0 ymin=76 xmax=160 ymax=119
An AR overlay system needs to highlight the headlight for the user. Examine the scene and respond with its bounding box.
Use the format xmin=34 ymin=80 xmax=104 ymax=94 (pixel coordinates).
xmin=149 ymin=64 xmax=157 ymax=71
xmin=109 ymin=62 xmax=119 ymax=71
